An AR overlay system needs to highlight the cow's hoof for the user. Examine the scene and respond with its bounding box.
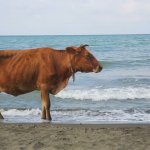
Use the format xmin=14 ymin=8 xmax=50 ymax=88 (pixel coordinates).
xmin=0 ymin=113 xmax=4 ymax=119
xmin=41 ymin=117 xmax=52 ymax=121
xmin=48 ymin=117 xmax=52 ymax=121
xmin=41 ymin=116 xmax=46 ymax=120
xmin=46 ymin=117 xmax=52 ymax=121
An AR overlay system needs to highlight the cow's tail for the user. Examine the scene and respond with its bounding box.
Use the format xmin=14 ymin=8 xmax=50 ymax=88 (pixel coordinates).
xmin=0 ymin=112 xmax=4 ymax=119
xmin=0 ymin=50 xmax=19 ymax=60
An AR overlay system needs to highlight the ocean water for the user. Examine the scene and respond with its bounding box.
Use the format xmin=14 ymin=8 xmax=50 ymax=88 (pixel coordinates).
xmin=0 ymin=34 xmax=150 ymax=123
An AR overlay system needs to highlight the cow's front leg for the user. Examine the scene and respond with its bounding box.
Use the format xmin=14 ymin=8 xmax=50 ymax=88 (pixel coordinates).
xmin=41 ymin=89 xmax=52 ymax=121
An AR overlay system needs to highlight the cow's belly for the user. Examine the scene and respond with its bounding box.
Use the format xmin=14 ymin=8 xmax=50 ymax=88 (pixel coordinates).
xmin=0 ymin=85 xmax=35 ymax=96
xmin=0 ymin=70 xmax=37 ymax=96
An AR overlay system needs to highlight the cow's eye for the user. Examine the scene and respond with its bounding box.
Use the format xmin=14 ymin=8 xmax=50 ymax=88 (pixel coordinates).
xmin=86 ymin=54 xmax=93 ymax=59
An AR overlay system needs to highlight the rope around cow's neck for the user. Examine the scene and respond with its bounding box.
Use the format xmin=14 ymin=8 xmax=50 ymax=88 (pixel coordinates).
xmin=69 ymin=54 xmax=76 ymax=82
xmin=71 ymin=67 xmax=75 ymax=82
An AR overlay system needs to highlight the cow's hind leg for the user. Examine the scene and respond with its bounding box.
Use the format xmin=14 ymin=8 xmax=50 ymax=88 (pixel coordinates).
xmin=0 ymin=112 xmax=4 ymax=119
xmin=0 ymin=90 xmax=3 ymax=119
xmin=41 ymin=89 xmax=52 ymax=121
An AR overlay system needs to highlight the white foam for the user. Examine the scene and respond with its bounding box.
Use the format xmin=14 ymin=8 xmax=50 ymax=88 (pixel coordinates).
xmin=56 ymin=87 xmax=150 ymax=101
xmin=50 ymin=109 xmax=150 ymax=122
xmin=0 ymin=92 xmax=8 ymax=95
xmin=0 ymin=108 xmax=150 ymax=123
xmin=0 ymin=108 xmax=42 ymax=123
xmin=1 ymin=108 xmax=41 ymax=116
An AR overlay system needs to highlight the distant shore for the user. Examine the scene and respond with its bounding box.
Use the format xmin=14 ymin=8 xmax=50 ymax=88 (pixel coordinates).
xmin=0 ymin=123 xmax=150 ymax=150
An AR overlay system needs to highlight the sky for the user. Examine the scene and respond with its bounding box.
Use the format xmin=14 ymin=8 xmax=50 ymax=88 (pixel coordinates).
xmin=0 ymin=0 xmax=150 ymax=35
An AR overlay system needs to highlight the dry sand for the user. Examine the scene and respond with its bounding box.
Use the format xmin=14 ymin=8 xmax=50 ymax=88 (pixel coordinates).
xmin=0 ymin=123 xmax=150 ymax=150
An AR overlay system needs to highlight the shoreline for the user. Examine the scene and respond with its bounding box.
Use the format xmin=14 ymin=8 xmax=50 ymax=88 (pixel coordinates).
xmin=1 ymin=121 xmax=150 ymax=126
xmin=0 ymin=122 xmax=150 ymax=150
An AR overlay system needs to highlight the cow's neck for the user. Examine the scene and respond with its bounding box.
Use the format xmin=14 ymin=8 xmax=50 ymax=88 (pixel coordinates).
xmin=68 ymin=52 xmax=76 ymax=82
xmin=53 ymin=50 xmax=76 ymax=81
xmin=48 ymin=50 xmax=76 ymax=94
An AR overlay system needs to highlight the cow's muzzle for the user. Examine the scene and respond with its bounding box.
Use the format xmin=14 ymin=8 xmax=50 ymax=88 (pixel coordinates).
xmin=93 ymin=65 xmax=103 ymax=73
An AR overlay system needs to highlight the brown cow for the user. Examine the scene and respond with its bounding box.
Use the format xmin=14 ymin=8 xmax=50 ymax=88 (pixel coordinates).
xmin=0 ymin=45 xmax=102 ymax=120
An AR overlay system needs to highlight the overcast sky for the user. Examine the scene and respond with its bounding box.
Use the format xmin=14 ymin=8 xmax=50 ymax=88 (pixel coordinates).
xmin=0 ymin=0 xmax=150 ymax=35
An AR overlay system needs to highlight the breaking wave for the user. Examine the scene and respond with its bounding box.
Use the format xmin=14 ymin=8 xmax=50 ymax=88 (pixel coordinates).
xmin=56 ymin=87 xmax=150 ymax=101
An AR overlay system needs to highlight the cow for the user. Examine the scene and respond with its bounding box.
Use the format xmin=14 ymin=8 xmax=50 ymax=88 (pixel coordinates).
xmin=0 ymin=44 xmax=102 ymax=120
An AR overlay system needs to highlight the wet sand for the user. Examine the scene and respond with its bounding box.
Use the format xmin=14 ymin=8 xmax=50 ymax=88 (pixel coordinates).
xmin=0 ymin=123 xmax=150 ymax=150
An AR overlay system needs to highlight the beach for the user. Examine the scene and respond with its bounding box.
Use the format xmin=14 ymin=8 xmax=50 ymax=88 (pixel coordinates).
xmin=0 ymin=123 xmax=150 ymax=150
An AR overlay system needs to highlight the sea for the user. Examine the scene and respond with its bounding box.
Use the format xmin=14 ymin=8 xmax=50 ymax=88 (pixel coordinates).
xmin=0 ymin=34 xmax=150 ymax=123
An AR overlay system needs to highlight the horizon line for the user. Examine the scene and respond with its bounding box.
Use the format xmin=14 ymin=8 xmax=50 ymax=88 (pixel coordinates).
xmin=0 ymin=33 xmax=150 ymax=36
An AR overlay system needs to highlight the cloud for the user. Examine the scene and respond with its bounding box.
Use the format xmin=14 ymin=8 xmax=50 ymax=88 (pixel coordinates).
xmin=0 ymin=0 xmax=149 ymax=35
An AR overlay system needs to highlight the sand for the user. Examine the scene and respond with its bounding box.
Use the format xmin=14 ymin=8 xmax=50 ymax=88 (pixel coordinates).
xmin=0 ymin=123 xmax=150 ymax=150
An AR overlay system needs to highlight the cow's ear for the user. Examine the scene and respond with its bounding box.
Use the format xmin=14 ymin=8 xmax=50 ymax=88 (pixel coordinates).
xmin=77 ymin=44 xmax=89 ymax=52
xmin=80 ymin=44 xmax=89 ymax=49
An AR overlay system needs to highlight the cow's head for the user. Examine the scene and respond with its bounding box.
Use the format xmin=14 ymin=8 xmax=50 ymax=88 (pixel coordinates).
xmin=66 ymin=44 xmax=103 ymax=74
